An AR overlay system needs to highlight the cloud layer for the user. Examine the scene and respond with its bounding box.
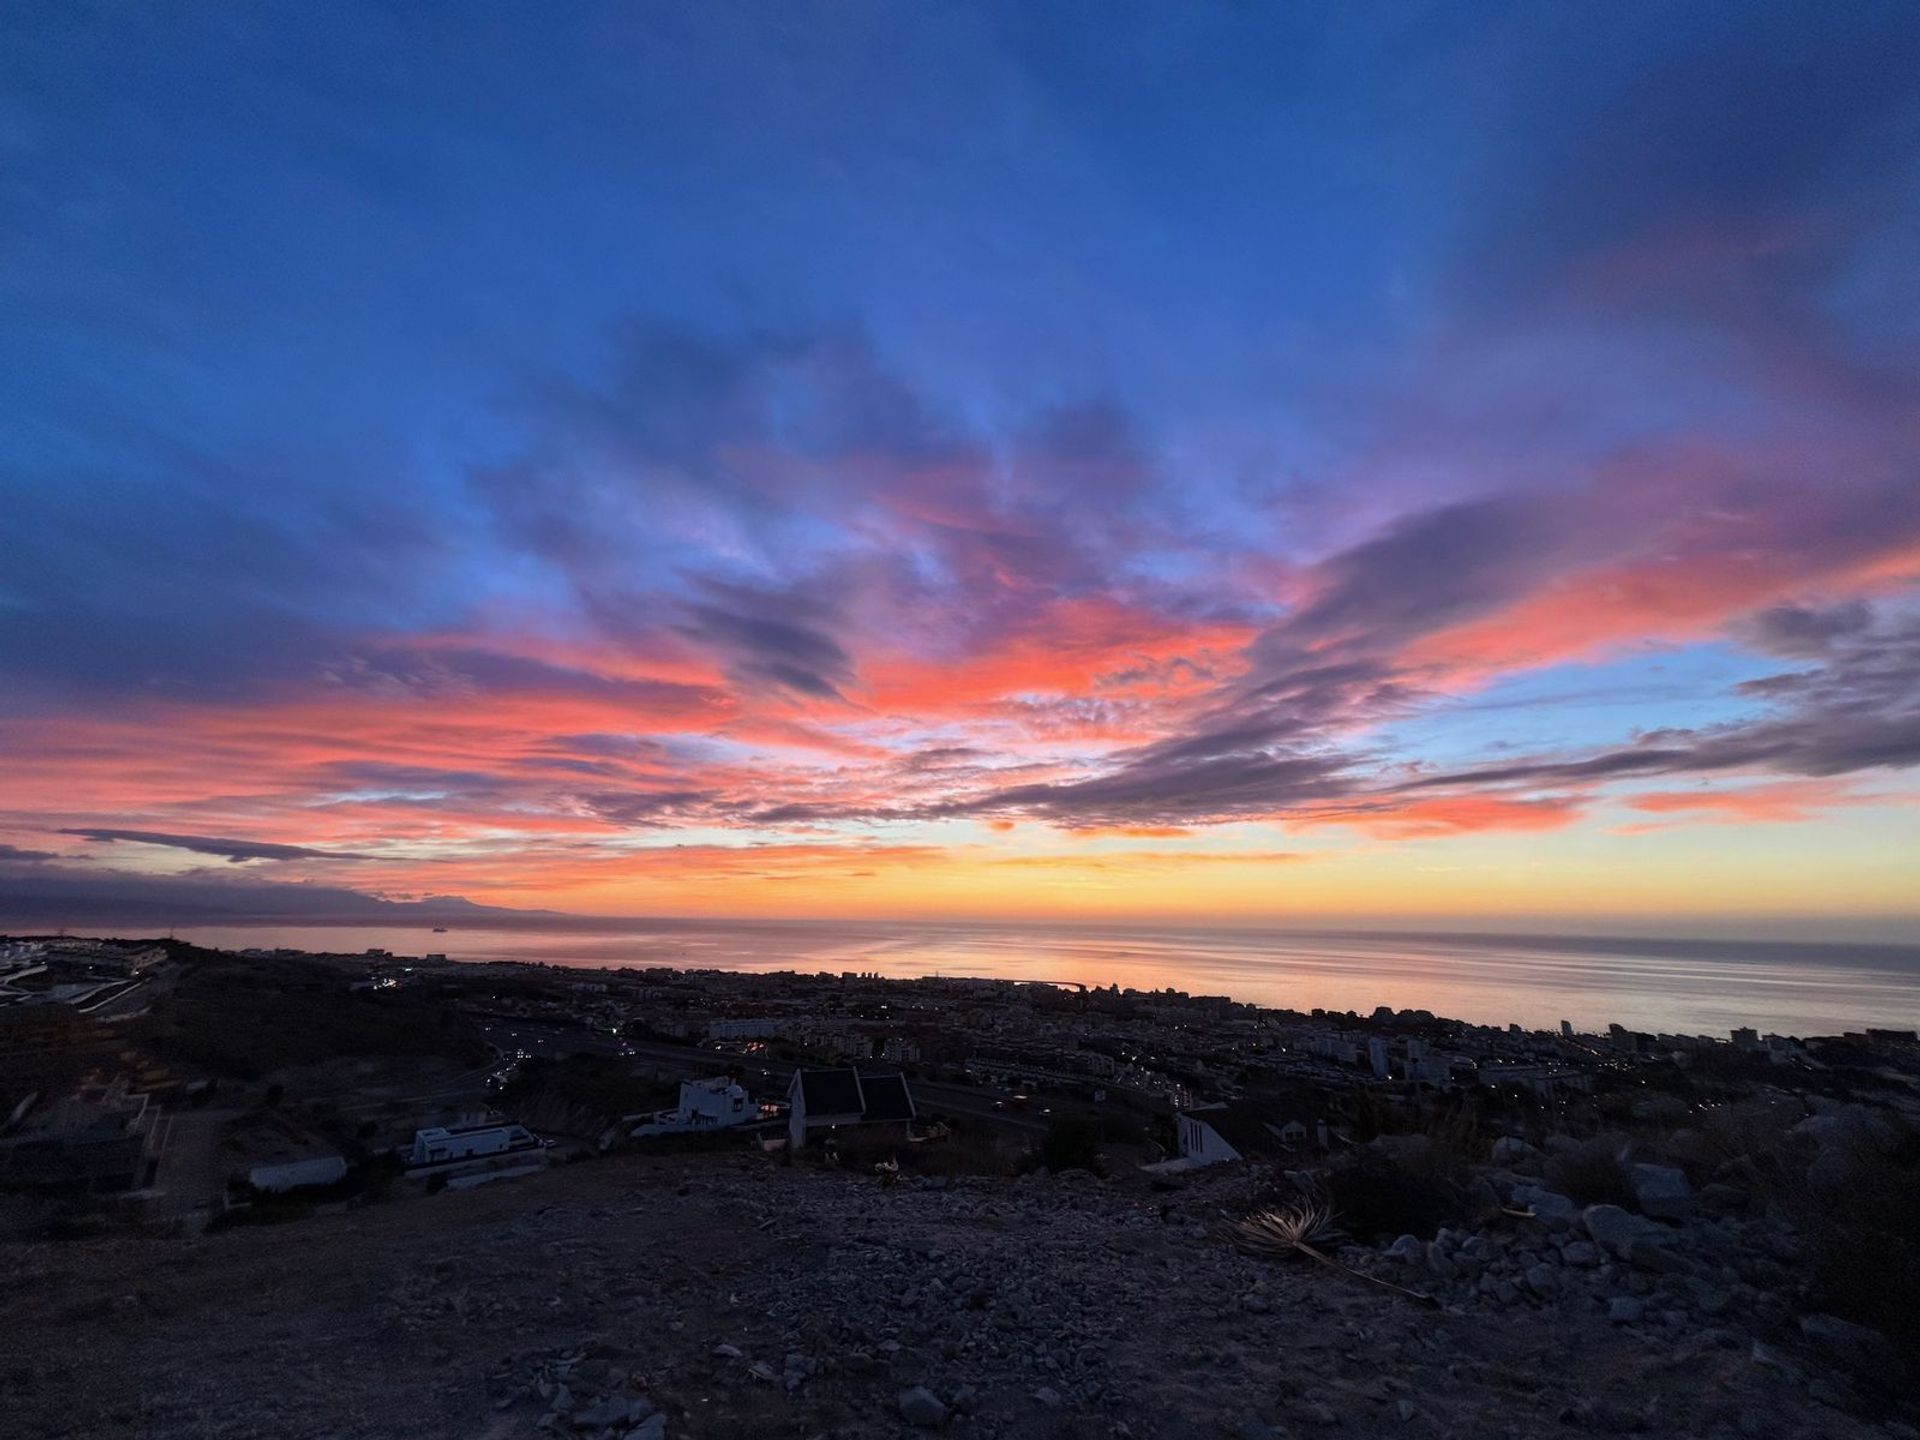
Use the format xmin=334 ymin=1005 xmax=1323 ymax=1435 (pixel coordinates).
xmin=1 ymin=5 xmax=1917 ymax=927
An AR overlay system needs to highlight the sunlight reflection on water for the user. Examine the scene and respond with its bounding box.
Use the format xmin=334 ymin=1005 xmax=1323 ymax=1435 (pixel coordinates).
xmin=170 ymin=921 xmax=1920 ymax=1036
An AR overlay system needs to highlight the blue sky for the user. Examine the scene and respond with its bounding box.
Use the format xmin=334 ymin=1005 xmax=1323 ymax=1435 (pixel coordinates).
xmin=1 ymin=2 xmax=1917 ymax=931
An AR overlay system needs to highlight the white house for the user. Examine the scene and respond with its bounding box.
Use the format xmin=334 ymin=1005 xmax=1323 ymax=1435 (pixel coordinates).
xmin=405 ymin=1121 xmax=541 ymax=1168
xmin=631 ymin=1076 xmax=758 ymax=1138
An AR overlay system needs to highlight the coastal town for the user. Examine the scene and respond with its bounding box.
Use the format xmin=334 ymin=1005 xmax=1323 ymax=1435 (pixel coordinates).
xmin=4 ymin=932 xmax=1916 ymax=1218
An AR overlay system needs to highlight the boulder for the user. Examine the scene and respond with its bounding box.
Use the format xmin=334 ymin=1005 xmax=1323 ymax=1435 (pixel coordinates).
xmin=1512 ymin=1185 xmax=1577 ymax=1225
xmin=1798 ymin=1313 xmax=1897 ymax=1380
xmin=1560 ymin=1239 xmax=1603 ymax=1267
xmin=1385 ymin=1233 xmax=1424 ymax=1262
xmin=1629 ymin=1163 xmax=1693 ymax=1220
xmin=1491 ymin=1136 xmax=1538 ymax=1165
xmin=898 ymin=1386 xmax=949 ymax=1428
xmin=1698 ymin=1182 xmax=1751 ymax=1216
xmin=1623 ymin=1238 xmax=1684 ymax=1274
xmin=571 ymin=1396 xmax=645 ymax=1429
xmin=1581 ymin=1204 xmax=1666 ymax=1258
xmin=1608 ymin=1297 xmax=1644 ymax=1324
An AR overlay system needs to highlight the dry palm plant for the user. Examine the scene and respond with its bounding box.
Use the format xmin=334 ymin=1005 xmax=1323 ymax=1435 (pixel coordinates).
xmin=1224 ymin=1201 xmax=1441 ymax=1309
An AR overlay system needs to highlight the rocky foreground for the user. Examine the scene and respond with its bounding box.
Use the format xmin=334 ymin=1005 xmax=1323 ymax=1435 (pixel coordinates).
xmin=4 ymin=1152 xmax=1914 ymax=1440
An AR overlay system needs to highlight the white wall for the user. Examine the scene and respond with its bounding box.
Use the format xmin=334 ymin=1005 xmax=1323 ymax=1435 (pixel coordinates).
xmin=1177 ymin=1114 xmax=1241 ymax=1165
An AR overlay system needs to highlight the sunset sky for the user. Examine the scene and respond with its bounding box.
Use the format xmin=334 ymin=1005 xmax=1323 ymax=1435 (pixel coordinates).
xmin=2 ymin=4 xmax=1917 ymax=937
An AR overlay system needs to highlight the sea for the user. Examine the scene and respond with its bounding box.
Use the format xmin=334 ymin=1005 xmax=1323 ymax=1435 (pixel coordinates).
xmin=156 ymin=919 xmax=1920 ymax=1039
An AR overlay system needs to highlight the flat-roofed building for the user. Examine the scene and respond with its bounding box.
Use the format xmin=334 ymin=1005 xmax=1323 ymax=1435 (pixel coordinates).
xmin=406 ymin=1121 xmax=541 ymax=1167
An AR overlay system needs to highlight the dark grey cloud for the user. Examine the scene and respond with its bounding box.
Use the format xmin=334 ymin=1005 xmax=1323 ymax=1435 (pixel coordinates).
xmin=315 ymin=761 xmax=512 ymax=794
xmin=579 ymin=790 xmax=716 ymax=826
xmin=0 ymin=843 xmax=63 ymax=862
xmin=1271 ymin=498 xmax=1570 ymax=657
xmin=735 ymin=802 xmax=870 ymax=827
xmin=0 ymin=862 xmax=543 ymax=928
xmin=536 ymin=733 xmax=670 ymax=759
xmin=901 ymin=746 xmax=986 ymax=770
xmin=674 ymin=580 xmax=858 ymax=702
xmin=58 ymin=829 xmax=380 ymax=864
xmin=1394 ymin=606 xmax=1920 ymax=795
xmin=1737 ymin=601 xmax=1875 ymax=659
xmin=965 ymin=749 xmax=1357 ymax=829
xmin=1139 ymin=500 xmax=1588 ymax=793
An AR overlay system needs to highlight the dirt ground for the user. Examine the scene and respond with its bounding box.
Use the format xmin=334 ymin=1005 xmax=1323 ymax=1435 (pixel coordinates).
xmin=3 ymin=1153 xmax=1909 ymax=1440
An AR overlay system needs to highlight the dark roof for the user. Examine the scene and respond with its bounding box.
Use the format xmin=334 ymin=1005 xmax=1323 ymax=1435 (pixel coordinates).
xmin=855 ymin=1072 xmax=916 ymax=1123
xmin=796 ymin=1069 xmax=865 ymax=1116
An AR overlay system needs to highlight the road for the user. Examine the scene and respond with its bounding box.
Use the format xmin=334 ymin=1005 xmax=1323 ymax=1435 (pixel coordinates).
xmin=81 ymin=965 xmax=179 ymax=1020
xmin=144 ymin=1104 xmax=240 ymax=1228
xmin=475 ymin=1017 xmax=626 ymax=1062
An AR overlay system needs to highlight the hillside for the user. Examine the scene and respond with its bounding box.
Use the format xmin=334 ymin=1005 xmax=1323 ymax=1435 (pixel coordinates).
xmin=4 ymin=1152 xmax=1911 ymax=1440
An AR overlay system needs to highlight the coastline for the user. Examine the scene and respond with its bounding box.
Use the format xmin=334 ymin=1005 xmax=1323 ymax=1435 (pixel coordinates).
xmin=47 ymin=919 xmax=1920 ymax=1040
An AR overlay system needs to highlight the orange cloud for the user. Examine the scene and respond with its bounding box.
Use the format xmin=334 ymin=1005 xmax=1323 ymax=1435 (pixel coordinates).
xmin=864 ymin=596 xmax=1252 ymax=718
xmin=1618 ymin=779 xmax=1876 ymax=828
xmin=1294 ymin=794 xmax=1584 ymax=839
xmin=987 ymin=848 xmax=1309 ymax=870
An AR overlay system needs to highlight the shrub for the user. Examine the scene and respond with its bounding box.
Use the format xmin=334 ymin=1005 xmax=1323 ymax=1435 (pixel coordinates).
xmin=1424 ymin=1103 xmax=1485 ymax=1161
xmin=1096 ymin=1112 xmax=1148 ymax=1148
xmin=1040 ymin=1116 xmax=1104 ymax=1174
xmin=1542 ymin=1136 xmax=1636 ymax=1207
xmin=1323 ymin=1138 xmax=1477 ymax=1241
xmin=1785 ymin=1118 xmax=1920 ymax=1360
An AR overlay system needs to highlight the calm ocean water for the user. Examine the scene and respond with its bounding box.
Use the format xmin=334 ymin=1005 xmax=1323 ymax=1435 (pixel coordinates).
xmin=164 ymin=920 xmax=1920 ymax=1039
